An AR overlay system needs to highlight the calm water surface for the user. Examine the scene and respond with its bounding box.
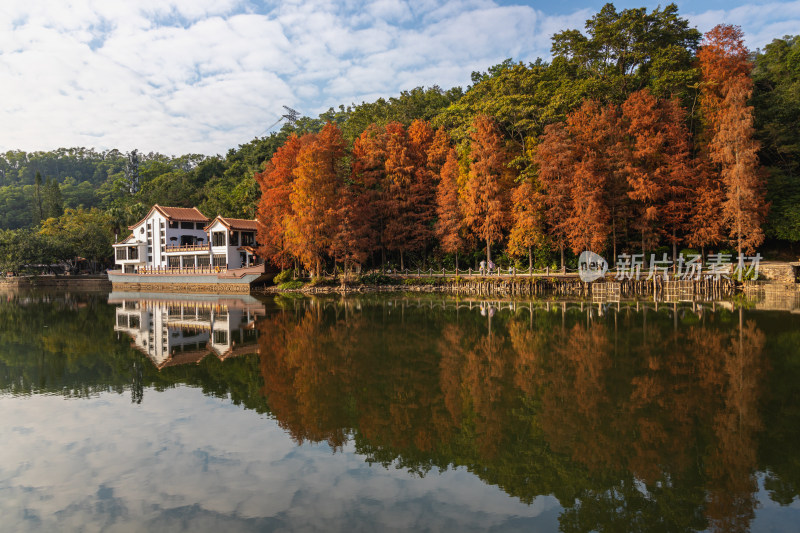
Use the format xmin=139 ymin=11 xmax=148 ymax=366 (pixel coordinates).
xmin=1 ymin=289 xmax=799 ymax=532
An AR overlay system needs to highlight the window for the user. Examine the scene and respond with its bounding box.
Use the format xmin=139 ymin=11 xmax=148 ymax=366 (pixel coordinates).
xmin=140 ymin=228 xmax=144 ymax=234
xmin=169 ymin=221 xmax=179 ymax=228
xmin=197 ymin=255 xmax=210 ymax=267
xmin=147 ymin=256 xmax=152 ymax=263
xmin=168 ymin=257 xmax=180 ymax=268
xmin=196 ymin=222 xmax=204 ymax=230
xmin=180 ymin=235 xmax=195 ymax=246
xmin=212 ymin=254 xmax=226 ymax=267
xmin=212 ymin=231 xmax=226 ymax=246
xmin=116 ymin=248 xmax=126 ymax=260
xmin=128 ymin=247 xmax=138 ymax=260
xmin=180 ymin=221 xmax=194 ymax=229
xmin=241 ymin=232 xmax=255 ymax=246
xmin=229 ymin=232 xmax=239 ymax=246
xmin=213 ymin=330 xmax=228 ymax=345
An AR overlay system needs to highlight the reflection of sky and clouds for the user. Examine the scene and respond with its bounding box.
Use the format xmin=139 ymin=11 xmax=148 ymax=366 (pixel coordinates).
xmin=1 ymin=389 xmax=557 ymax=532
xmin=2 ymin=291 xmax=800 ymax=532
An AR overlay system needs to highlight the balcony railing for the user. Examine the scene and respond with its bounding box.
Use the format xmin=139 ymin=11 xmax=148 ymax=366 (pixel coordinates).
xmin=136 ymin=266 xmax=228 ymax=275
xmin=164 ymin=244 xmax=210 ymax=253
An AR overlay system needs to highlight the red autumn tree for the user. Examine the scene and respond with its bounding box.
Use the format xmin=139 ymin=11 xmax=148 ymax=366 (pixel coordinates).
xmin=351 ymin=123 xmax=389 ymax=267
xmin=699 ymin=24 xmax=767 ymax=255
xmin=621 ymin=89 xmax=695 ymax=262
xmin=508 ymin=176 xmax=546 ymax=271
xmin=426 ymin=127 xmax=452 ymax=176
xmin=255 ymin=133 xmax=308 ymax=268
xmin=463 ymin=115 xmax=515 ymax=264
xmin=535 ymin=122 xmax=574 ymax=272
xmin=383 ymin=121 xmax=434 ymax=270
xmin=435 ymin=149 xmax=468 ymax=270
xmin=284 ymin=123 xmax=346 ymax=276
xmin=564 ymin=101 xmax=616 ymax=255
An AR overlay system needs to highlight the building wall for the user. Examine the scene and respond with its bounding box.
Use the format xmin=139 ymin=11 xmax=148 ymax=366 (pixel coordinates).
xmin=120 ymin=210 xmax=209 ymax=269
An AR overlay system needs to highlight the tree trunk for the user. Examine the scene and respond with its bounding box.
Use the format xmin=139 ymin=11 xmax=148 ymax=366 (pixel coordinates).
xmin=486 ymin=239 xmax=491 ymax=264
xmin=612 ymin=217 xmax=617 ymax=267
xmin=528 ymin=246 xmax=533 ymax=271
xmin=560 ymin=243 xmax=565 ymax=274
xmin=400 ymin=250 xmax=404 ymax=271
xmin=455 ymin=252 xmax=459 ymax=273
xmin=672 ymin=229 xmax=678 ymax=274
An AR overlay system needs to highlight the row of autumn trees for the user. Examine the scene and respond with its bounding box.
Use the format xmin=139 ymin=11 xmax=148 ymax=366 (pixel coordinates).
xmin=256 ymin=24 xmax=767 ymax=274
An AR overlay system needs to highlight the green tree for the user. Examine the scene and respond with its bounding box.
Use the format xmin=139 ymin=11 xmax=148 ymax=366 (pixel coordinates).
xmin=39 ymin=208 xmax=114 ymax=272
xmin=752 ymin=35 xmax=800 ymax=243
xmin=43 ymin=178 xmax=64 ymax=219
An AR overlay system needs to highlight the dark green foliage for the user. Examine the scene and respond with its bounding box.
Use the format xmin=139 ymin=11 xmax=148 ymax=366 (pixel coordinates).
xmin=358 ymin=272 xmax=397 ymax=285
xmin=273 ymin=269 xmax=294 ymax=284
xmin=752 ymin=35 xmax=800 ymax=241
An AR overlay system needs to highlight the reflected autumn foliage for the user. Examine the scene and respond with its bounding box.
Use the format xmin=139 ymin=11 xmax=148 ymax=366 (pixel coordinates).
xmin=256 ymin=297 xmax=780 ymax=531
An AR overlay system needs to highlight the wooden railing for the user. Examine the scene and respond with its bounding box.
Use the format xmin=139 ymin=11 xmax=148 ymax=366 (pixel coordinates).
xmin=164 ymin=244 xmax=210 ymax=253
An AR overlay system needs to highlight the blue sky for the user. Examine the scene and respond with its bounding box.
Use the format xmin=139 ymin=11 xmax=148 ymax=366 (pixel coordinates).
xmin=1 ymin=0 xmax=798 ymax=156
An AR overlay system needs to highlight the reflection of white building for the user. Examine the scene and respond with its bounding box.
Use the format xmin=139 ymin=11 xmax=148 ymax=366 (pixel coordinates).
xmin=112 ymin=205 xmax=260 ymax=273
xmin=111 ymin=293 xmax=264 ymax=369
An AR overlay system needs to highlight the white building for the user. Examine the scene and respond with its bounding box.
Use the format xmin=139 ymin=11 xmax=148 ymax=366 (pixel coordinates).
xmin=204 ymin=215 xmax=259 ymax=270
xmin=112 ymin=295 xmax=263 ymax=369
xmin=112 ymin=205 xmax=260 ymax=273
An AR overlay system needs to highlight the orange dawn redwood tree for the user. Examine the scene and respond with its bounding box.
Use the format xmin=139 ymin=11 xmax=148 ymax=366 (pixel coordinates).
xmin=535 ymin=122 xmax=574 ymax=272
xmin=508 ymin=175 xmax=546 ymax=271
xmin=351 ymin=123 xmax=389 ymax=267
xmin=558 ymin=101 xmax=617 ymax=256
xmin=255 ymin=133 xmax=308 ymax=268
xmin=463 ymin=115 xmax=515 ymax=264
xmin=284 ymin=123 xmax=346 ymax=276
xmin=435 ymin=148 xmax=468 ymax=270
xmin=621 ymin=89 xmax=695 ymax=262
xmin=698 ymin=24 xmax=767 ymax=255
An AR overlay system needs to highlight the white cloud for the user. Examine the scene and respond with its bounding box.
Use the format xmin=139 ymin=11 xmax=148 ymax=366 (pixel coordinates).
xmin=0 ymin=389 xmax=559 ymax=531
xmin=0 ymin=0 xmax=798 ymax=155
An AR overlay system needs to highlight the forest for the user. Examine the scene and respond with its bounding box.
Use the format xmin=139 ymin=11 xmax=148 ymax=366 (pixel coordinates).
xmin=1 ymin=3 xmax=799 ymax=273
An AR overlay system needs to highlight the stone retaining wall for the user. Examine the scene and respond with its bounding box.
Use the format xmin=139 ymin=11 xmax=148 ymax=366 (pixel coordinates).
xmin=759 ymin=262 xmax=799 ymax=283
xmin=111 ymin=282 xmax=250 ymax=294
xmin=1 ymin=276 xmax=111 ymax=290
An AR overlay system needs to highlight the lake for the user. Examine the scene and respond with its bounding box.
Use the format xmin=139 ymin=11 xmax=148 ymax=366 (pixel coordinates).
xmin=1 ymin=289 xmax=799 ymax=532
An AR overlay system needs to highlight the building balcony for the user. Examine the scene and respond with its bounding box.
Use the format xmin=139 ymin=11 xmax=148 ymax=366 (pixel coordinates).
xmin=165 ymin=244 xmax=210 ymax=253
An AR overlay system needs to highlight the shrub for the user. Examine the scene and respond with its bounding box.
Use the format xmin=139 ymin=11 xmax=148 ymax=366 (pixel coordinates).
xmin=273 ymin=269 xmax=293 ymax=284
xmin=359 ymin=272 xmax=396 ymax=285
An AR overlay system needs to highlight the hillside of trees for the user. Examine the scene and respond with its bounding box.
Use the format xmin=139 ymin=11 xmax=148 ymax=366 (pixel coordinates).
xmin=2 ymin=3 xmax=799 ymax=273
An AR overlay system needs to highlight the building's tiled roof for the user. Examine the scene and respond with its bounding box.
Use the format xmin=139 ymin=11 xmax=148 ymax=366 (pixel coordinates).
xmin=204 ymin=216 xmax=259 ymax=231
xmin=155 ymin=205 xmax=209 ymax=222
xmin=129 ymin=205 xmax=209 ymax=229
xmin=158 ymin=349 xmax=209 ymax=369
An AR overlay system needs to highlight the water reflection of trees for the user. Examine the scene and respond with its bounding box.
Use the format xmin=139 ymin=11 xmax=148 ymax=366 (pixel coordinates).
xmin=2 ymin=291 xmax=799 ymax=531
xmin=257 ymin=297 xmax=791 ymax=532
